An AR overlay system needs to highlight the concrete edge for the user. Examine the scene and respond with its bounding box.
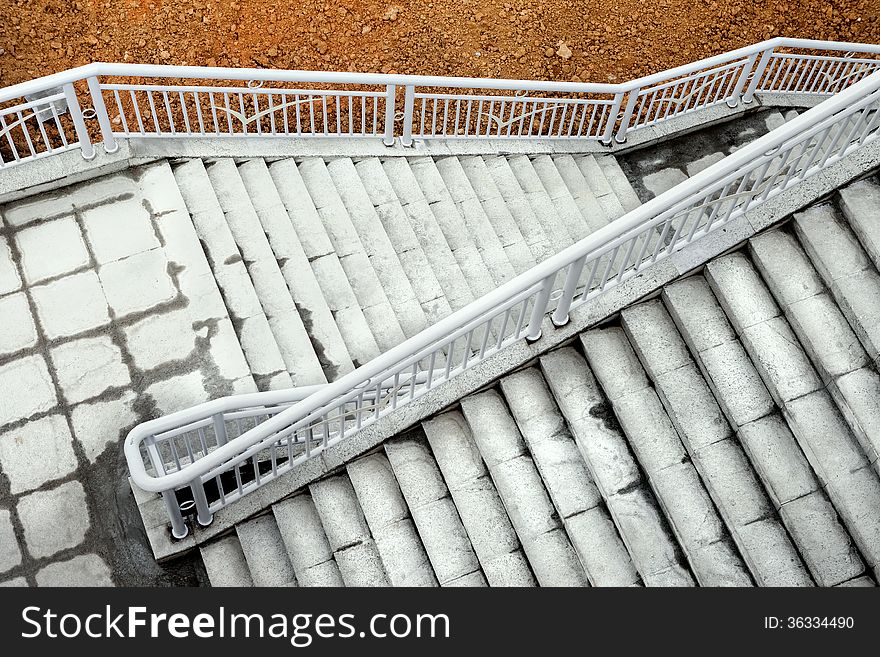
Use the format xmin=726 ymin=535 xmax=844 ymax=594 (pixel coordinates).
xmin=141 ymin=137 xmax=880 ymax=562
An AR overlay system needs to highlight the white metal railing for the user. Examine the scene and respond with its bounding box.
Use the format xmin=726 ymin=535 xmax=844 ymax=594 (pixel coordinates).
xmin=1 ymin=38 xmax=878 ymax=170
xmin=121 ymin=60 xmax=880 ymax=539
xmin=3 ymin=39 xmax=878 ymax=536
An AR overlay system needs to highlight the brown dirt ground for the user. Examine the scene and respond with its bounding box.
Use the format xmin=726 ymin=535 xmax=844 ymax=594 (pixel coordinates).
xmin=0 ymin=0 xmax=878 ymax=88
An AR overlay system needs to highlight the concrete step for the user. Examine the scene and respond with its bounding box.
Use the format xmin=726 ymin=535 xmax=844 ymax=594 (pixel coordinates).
xmin=298 ymin=158 xmax=407 ymax=354
xmin=551 ymin=154 xmax=613 ymax=233
xmin=838 ymin=178 xmax=880 ymax=270
xmin=794 ymin=203 xmax=880 ymax=361
xmin=527 ymin=154 xmax=592 ymax=242
xmin=407 ymin=157 xmax=503 ymax=297
xmin=538 ymin=347 xmax=695 ymax=586
xmin=267 ymin=158 xmax=380 ymax=368
xmin=573 ymin=154 xmax=629 ymax=220
xmin=505 ymin=154 xmax=576 ymax=250
xmin=458 ymin=156 xmax=537 ymax=273
xmin=352 ymin=158 xmax=452 ymax=325
xmin=482 ymin=155 xmax=555 ymax=262
xmin=200 ymin=534 xmax=253 ymax=587
xmin=459 ymin=390 xmax=590 ymax=586
xmin=205 ymin=158 xmax=325 ymax=386
xmin=793 ymin=204 xmax=880 ymax=466
xmin=384 ymin=431 xmax=485 ymax=586
xmin=706 ymin=251 xmax=880 ymax=580
xmin=749 ymin=227 xmax=880 ymax=468
xmin=309 ymin=473 xmax=390 ymax=587
xmin=346 ymin=452 xmax=437 ymax=586
xmin=421 ymin=410 xmax=537 ymax=586
xmin=235 ymin=514 xmax=297 ymax=587
xmin=380 ymin=157 xmax=476 ymax=311
xmin=663 ymin=274 xmax=866 ymax=586
xmin=435 ymin=156 xmax=519 ymax=283
xmin=749 ymin=228 xmax=870 ymax=382
xmin=326 ymin=157 xmax=428 ymax=340
xmin=273 ymin=493 xmax=345 ymax=587
xmin=500 ymin=368 xmax=642 ymax=586
xmin=580 ymin=326 xmax=753 ymax=586
xmin=137 ymin=162 xmax=256 ymax=394
xmin=237 ymin=158 xmax=355 ymax=382
xmin=172 ymin=159 xmax=291 ymax=391
xmin=595 ymin=154 xmax=642 ymax=212
xmin=621 ymin=300 xmax=812 ymax=586
xmin=740 ymin=418 xmax=868 ymax=586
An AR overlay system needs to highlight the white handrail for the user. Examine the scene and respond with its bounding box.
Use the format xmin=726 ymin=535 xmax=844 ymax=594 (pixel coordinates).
xmin=3 ymin=39 xmax=878 ymax=538
xmin=124 ymin=64 xmax=880 ymax=538
xmin=2 ymin=38 xmax=878 ymax=168
xmin=3 ymin=38 xmax=879 ymax=104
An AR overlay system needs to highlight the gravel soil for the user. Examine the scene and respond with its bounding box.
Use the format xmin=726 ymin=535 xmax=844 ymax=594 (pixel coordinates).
xmin=0 ymin=0 xmax=878 ymax=87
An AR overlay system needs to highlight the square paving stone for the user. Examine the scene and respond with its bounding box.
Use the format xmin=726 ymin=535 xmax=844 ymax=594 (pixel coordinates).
xmin=71 ymin=392 xmax=138 ymax=462
xmin=50 ymin=336 xmax=130 ymax=405
xmin=0 ymin=237 xmax=21 ymax=296
xmin=124 ymin=308 xmax=197 ymax=371
xmin=643 ymin=168 xmax=688 ymax=198
xmin=17 ymin=481 xmax=90 ymax=559
xmin=99 ymin=248 xmax=176 ymax=317
xmin=0 ymin=292 xmax=37 ymax=357
xmin=82 ymin=198 xmax=160 ymax=265
xmin=0 ymin=509 xmax=22 ymax=574
xmin=0 ymin=415 xmax=78 ymax=494
xmin=146 ymin=371 xmax=209 ymax=415
xmin=0 ymin=355 xmax=57 ymax=427
xmin=31 ymin=271 xmax=111 ymax=339
xmin=35 ymin=553 xmax=114 ymax=587
xmin=3 ymin=174 xmax=138 ymax=227
xmin=15 ymin=216 xmax=90 ymax=284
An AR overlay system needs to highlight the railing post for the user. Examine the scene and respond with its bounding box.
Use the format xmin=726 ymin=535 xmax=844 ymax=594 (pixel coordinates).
xmin=383 ymin=83 xmax=396 ymax=146
xmin=551 ymin=255 xmax=587 ymax=327
xmin=742 ymin=48 xmax=775 ymax=104
xmin=212 ymin=413 xmax=228 ymax=446
xmin=401 ymin=85 xmax=415 ymax=147
xmin=727 ymin=52 xmax=760 ymax=108
xmin=190 ymin=478 xmax=213 ymax=527
xmin=526 ymin=275 xmax=556 ymax=342
xmin=615 ymin=89 xmax=640 ymax=143
xmin=85 ymin=76 xmax=118 ymax=153
xmin=161 ymin=490 xmax=189 ymax=539
xmin=602 ymin=92 xmax=625 ymax=145
xmin=62 ymin=82 xmax=95 ymax=160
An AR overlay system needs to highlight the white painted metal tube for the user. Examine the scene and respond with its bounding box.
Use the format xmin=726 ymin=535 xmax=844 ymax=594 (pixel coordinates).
xmin=125 ymin=68 xmax=880 ymax=499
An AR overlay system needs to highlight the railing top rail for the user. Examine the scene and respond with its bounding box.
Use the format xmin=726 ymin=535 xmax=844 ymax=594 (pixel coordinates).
xmin=3 ymin=38 xmax=878 ymax=105
xmin=124 ymin=65 xmax=880 ymax=494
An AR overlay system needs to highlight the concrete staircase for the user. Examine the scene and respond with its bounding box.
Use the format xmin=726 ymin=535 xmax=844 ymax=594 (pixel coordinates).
xmin=198 ymin=173 xmax=880 ymax=587
xmin=164 ymin=153 xmax=638 ymax=389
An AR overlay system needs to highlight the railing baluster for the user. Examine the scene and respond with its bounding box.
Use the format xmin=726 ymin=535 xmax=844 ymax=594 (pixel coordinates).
xmin=743 ymin=48 xmax=775 ymax=102
xmin=615 ymin=89 xmax=640 ymax=142
xmin=194 ymin=91 xmax=205 ymax=134
xmin=161 ymin=490 xmax=188 ymax=539
xmin=384 ymin=84 xmax=396 ymax=145
xmin=15 ymin=111 xmax=35 ymax=157
xmin=85 ymin=76 xmax=118 ymax=152
xmin=526 ymin=276 xmax=555 ymax=341
xmin=190 ymin=478 xmax=213 ymax=526
xmin=112 ymin=89 xmax=128 ymax=134
xmin=62 ymin=82 xmax=95 ymax=159
xmin=551 ymin=255 xmax=586 ymax=327
xmin=34 ymin=104 xmax=53 ymax=152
